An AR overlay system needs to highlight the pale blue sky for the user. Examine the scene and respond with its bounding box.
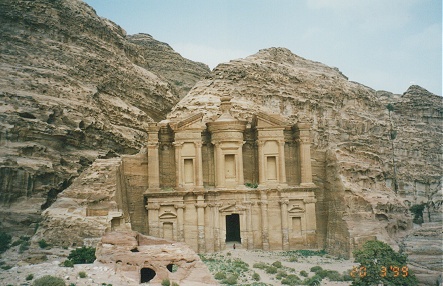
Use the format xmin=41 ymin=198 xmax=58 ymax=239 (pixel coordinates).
xmin=84 ymin=0 xmax=442 ymax=95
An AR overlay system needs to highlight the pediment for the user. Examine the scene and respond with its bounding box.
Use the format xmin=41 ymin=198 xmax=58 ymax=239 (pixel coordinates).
xmin=159 ymin=211 xmax=177 ymax=219
xmin=219 ymin=203 xmax=245 ymax=213
xmin=255 ymin=111 xmax=287 ymax=129
xmin=170 ymin=113 xmax=204 ymax=131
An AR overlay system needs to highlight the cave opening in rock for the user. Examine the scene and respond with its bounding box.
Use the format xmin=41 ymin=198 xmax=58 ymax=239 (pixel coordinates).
xmin=167 ymin=263 xmax=178 ymax=273
xmin=225 ymin=213 xmax=241 ymax=242
xmin=140 ymin=267 xmax=156 ymax=283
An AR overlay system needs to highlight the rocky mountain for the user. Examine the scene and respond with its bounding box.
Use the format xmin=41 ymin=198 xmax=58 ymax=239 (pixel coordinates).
xmin=0 ymin=0 xmax=209 ymax=234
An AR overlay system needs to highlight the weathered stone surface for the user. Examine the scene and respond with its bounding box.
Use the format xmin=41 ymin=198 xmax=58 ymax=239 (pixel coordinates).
xmin=0 ymin=0 xmax=209 ymax=235
xmin=96 ymin=231 xmax=218 ymax=285
xmin=34 ymin=158 xmax=126 ymax=247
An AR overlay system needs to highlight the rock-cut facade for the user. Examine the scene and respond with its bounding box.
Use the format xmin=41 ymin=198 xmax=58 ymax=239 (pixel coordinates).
xmin=116 ymin=96 xmax=318 ymax=253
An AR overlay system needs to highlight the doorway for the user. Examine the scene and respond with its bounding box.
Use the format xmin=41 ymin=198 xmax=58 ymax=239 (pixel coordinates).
xmin=225 ymin=214 xmax=241 ymax=242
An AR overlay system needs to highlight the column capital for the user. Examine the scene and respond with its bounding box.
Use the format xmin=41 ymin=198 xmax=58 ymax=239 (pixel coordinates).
xmin=195 ymin=202 xmax=207 ymax=208
xmin=174 ymin=203 xmax=186 ymax=209
xmin=256 ymin=139 xmax=265 ymax=147
xmin=279 ymin=199 xmax=290 ymax=205
xmin=193 ymin=141 xmax=203 ymax=148
xmin=243 ymin=201 xmax=254 ymax=206
xmin=257 ymin=201 xmax=268 ymax=206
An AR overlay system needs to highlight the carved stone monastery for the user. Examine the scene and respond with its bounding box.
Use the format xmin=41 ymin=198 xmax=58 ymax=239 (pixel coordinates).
xmin=117 ymin=96 xmax=317 ymax=253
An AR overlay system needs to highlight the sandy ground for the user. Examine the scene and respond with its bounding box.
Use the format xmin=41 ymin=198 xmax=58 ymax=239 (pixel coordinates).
xmin=0 ymin=242 xmax=356 ymax=286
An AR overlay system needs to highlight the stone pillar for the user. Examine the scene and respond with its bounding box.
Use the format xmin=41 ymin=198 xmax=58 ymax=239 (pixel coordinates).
xmin=195 ymin=194 xmax=207 ymax=252
xmin=173 ymin=142 xmax=183 ymax=188
xmin=213 ymin=203 xmax=222 ymax=251
xmin=194 ymin=141 xmax=204 ymax=189
xmin=303 ymin=197 xmax=317 ymax=247
xmin=145 ymin=203 xmax=160 ymax=237
xmin=175 ymin=203 xmax=185 ymax=242
xmin=213 ymin=141 xmax=224 ymax=188
xmin=245 ymin=201 xmax=254 ymax=250
xmin=278 ymin=140 xmax=287 ymax=185
xmin=237 ymin=142 xmax=245 ymax=186
xmin=147 ymin=123 xmax=160 ymax=189
xmin=280 ymin=199 xmax=289 ymax=250
xmin=297 ymin=122 xmax=314 ymax=186
xmin=259 ymin=191 xmax=269 ymax=250
xmin=257 ymin=140 xmax=265 ymax=185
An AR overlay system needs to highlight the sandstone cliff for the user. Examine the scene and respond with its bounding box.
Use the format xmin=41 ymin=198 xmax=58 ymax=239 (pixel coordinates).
xmin=0 ymin=0 xmax=209 ymax=234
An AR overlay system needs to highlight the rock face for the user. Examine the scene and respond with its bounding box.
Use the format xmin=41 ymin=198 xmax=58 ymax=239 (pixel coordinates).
xmin=95 ymin=231 xmax=218 ymax=285
xmin=33 ymin=158 xmax=124 ymax=247
xmin=0 ymin=0 xmax=209 ymax=234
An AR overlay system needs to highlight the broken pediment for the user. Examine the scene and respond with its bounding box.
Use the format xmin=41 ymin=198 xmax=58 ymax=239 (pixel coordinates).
xmin=219 ymin=203 xmax=246 ymax=213
xmin=169 ymin=113 xmax=204 ymax=131
xmin=254 ymin=111 xmax=288 ymax=129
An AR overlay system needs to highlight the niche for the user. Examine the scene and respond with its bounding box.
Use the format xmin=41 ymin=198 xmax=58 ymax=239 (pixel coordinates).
xmin=183 ymin=159 xmax=194 ymax=184
xmin=224 ymin=154 xmax=236 ymax=179
xmin=292 ymin=217 xmax=302 ymax=237
xmin=266 ymin=156 xmax=277 ymax=181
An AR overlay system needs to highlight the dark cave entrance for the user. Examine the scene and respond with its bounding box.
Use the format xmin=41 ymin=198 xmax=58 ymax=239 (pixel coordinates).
xmin=140 ymin=267 xmax=156 ymax=283
xmin=225 ymin=213 xmax=241 ymax=242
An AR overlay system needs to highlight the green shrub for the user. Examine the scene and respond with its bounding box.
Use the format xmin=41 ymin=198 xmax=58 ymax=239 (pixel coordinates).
xmin=281 ymin=274 xmax=302 ymax=285
xmin=266 ymin=266 xmax=277 ymax=274
xmin=276 ymin=270 xmax=288 ymax=279
xmin=252 ymin=272 xmax=260 ymax=281
xmin=214 ymin=271 xmax=226 ymax=280
xmin=325 ymin=270 xmax=342 ymax=281
xmin=288 ymin=256 xmax=298 ymax=262
xmin=26 ymin=274 xmax=34 ymax=281
xmin=0 ymin=231 xmax=12 ymax=253
xmin=352 ymin=240 xmax=418 ymax=286
xmin=62 ymin=260 xmax=74 ymax=267
xmin=19 ymin=240 xmax=30 ymax=253
xmin=272 ymin=261 xmax=283 ymax=268
xmin=300 ymin=270 xmax=308 ymax=277
xmin=1 ymin=265 xmax=12 ymax=270
xmin=161 ymin=278 xmax=170 ymax=286
xmin=67 ymin=246 xmax=96 ymax=264
xmin=78 ymin=271 xmax=87 ymax=278
xmin=32 ymin=275 xmax=66 ymax=286
xmin=310 ymin=266 xmax=323 ymax=273
xmin=38 ymin=239 xmax=49 ymax=249
xmin=171 ymin=282 xmax=179 ymax=286
xmin=253 ymin=262 xmax=268 ymax=269
xmin=303 ymin=274 xmax=322 ymax=286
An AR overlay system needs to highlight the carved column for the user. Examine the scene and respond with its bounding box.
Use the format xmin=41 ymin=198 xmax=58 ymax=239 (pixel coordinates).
xmin=173 ymin=142 xmax=183 ymax=188
xmin=278 ymin=140 xmax=287 ymax=185
xmin=259 ymin=191 xmax=269 ymax=250
xmin=257 ymin=140 xmax=265 ymax=185
xmin=280 ymin=199 xmax=290 ymax=250
xmin=237 ymin=142 xmax=245 ymax=186
xmin=195 ymin=194 xmax=207 ymax=252
xmin=213 ymin=141 xmax=224 ymax=187
xmin=145 ymin=203 xmax=160 ymax=237
xmin=245 ymin=201 xmax=254 ymax=250
xmin=175 ymin=203 xmax=185 ymax=242
xmin=297 ymin=122 xmax=314 ymax=186
xmin=194 ymin=141 xmax=204 ymax=189
xmin=213 ymin=202 xmax=222 ymax=251
xmin=147 ymin=123 xmax=160 ymax=189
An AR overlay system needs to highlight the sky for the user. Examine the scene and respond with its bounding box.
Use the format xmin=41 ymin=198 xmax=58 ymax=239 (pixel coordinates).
xmin=83 ymin=0 xmax=442 ymax=96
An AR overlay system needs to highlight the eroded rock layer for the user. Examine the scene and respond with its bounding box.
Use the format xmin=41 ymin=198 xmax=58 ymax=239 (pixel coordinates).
xmin=0 ymin=0 xmax=209 ymax=233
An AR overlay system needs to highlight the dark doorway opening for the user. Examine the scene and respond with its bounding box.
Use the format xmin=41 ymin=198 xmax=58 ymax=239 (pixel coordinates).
xmin=140 ymin=267 xmax=156 ymax=283
xmin=226 ymin=214 xmax=241 ymax=242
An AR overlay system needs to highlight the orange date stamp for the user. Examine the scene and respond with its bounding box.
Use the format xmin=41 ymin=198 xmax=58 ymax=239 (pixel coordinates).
xmin=350 ymin=265 xmax=409 ymax=278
